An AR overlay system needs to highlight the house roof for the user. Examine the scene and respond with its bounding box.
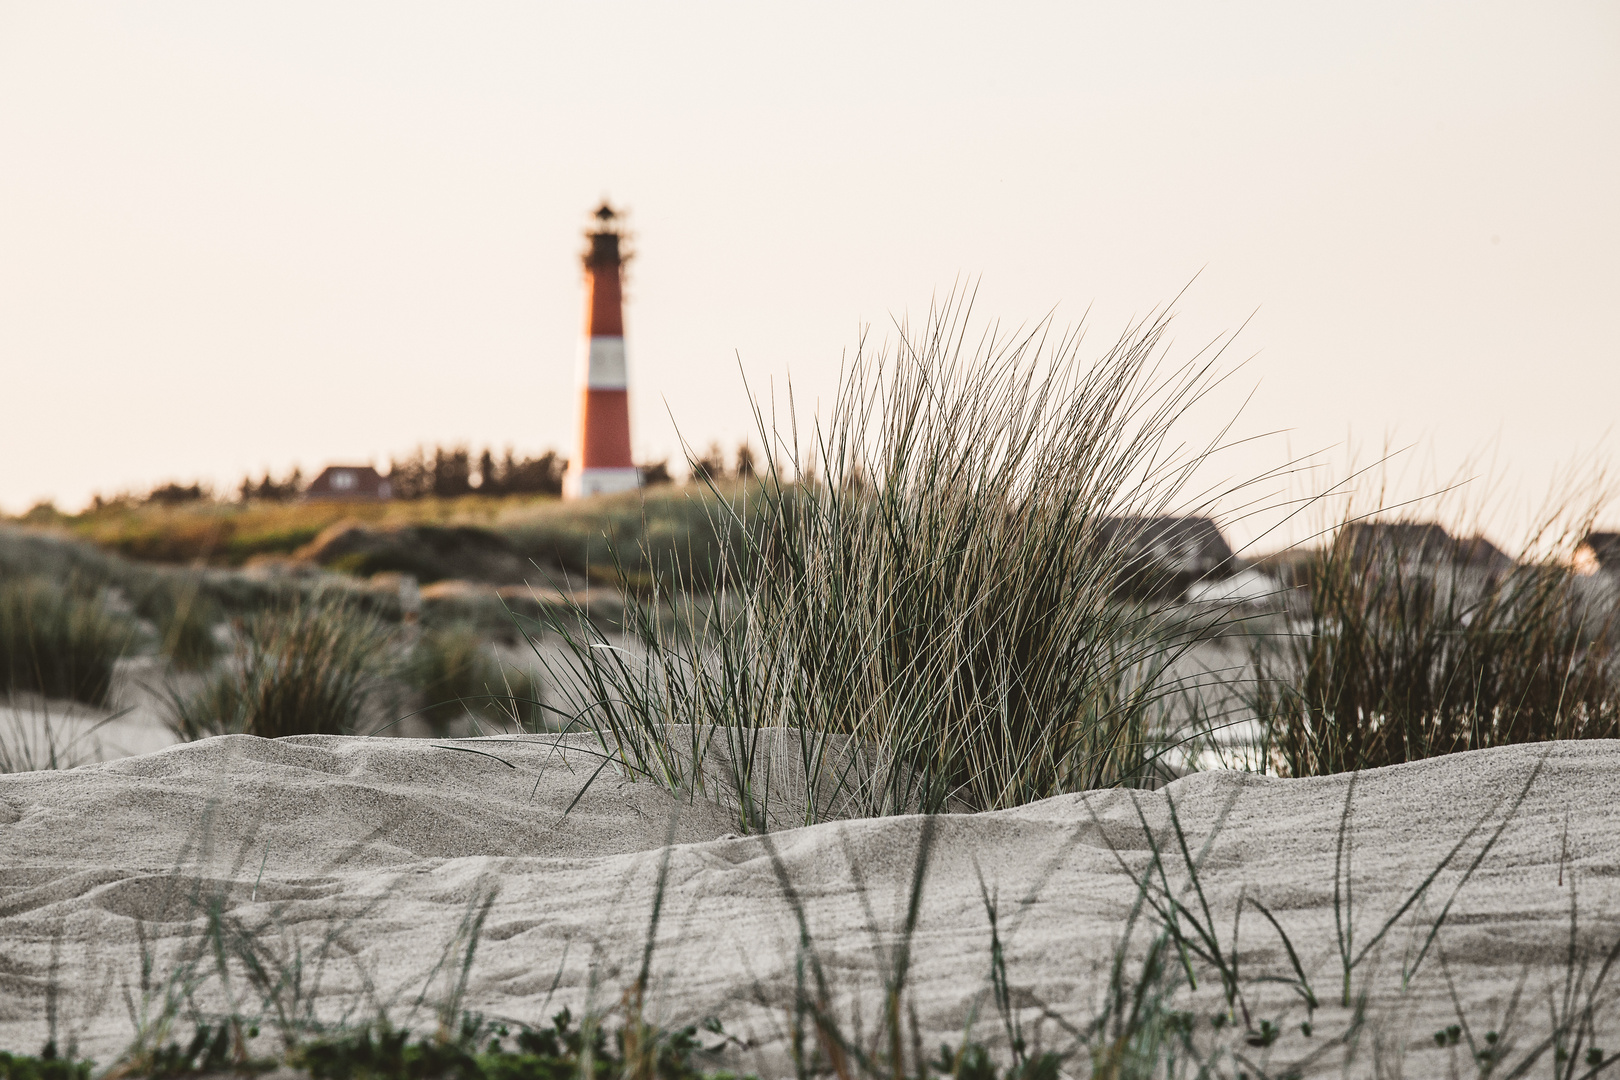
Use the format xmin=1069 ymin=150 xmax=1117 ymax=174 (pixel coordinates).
xmin=1340 ymin=521 xmax=1455 ymax=561
xmin=1096 ymin=516 xmax=1235 ymax=573
xmin=1339 ymin=522 xmax=1515 ymax=569
xmin=306 ymin=465 xmax=390 ymax=499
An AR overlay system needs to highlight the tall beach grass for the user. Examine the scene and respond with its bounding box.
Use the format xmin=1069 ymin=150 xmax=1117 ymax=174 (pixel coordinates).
xmin=530 ymin=295 xmax=1251 ymax=825
xmin=168 ymin=593 xmax=392 ymax=739
xmin=0 ymin=577 xmax=132 ymax=707
xmin=403 ymin=622 xmax=542 ymax=734
xmin=1242 ymin=469 xmax=1620 ymax=776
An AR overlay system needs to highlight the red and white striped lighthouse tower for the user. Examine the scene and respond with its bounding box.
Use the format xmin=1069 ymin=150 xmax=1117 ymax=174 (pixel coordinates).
xmin=563 ymin=202 xmax=639 ymax=498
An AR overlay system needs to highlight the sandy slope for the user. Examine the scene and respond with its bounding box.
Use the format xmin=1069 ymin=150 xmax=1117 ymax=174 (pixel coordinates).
xmin=1 ymin=735 xmax=1616 ymax=1077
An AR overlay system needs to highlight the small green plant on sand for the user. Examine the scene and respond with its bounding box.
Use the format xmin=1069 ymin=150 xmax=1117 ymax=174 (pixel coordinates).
xmin=0 ymin=577 xmax=132 ymax=707
xmin=1246 ymin=514 xmax=1620 ymax=777
xmin=167 ymin=592 xmax=391 ymax=739
xmin=288 ymin=1009 xmax=754 ymax=1080
xmin=403 ymin=622 xmax=541 ymax=735
xmin=0 ymin=1046 xmax=94 ymax=1080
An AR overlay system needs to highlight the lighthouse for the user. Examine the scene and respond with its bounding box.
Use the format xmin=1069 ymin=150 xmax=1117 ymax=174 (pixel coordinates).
xmin=563 ymin=201 xmax=640 ymax=498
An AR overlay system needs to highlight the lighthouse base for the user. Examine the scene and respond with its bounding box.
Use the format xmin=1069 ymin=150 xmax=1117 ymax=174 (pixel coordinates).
xmin=564 ymin=466 xmax=642 ymax=499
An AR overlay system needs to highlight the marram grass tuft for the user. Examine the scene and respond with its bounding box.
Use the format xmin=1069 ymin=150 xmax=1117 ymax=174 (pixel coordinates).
xmin=0 ymin=577 xmax=132 ymax=707
xmin=530 ymin=292 xmax=1247 ymax=825
xmin=167 ymin=592 xmax=392 ymax=740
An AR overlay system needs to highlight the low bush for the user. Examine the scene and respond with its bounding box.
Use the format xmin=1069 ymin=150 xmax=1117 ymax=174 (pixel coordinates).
xmin=0 ymin=1045 xmax=93 ymax=1080
xmin=52 ymin=494 xmax=555 ymax=568
xmin=0 ymin=577 xmax=131 ymax=706
xmin=502 ymin=483 xmax=748 ymax=593
xmin=168 ymin=593 xmax=391 ymax=739
xmin=1247 ymin=529 xmax=1620 ymax=776
xmin=404 ymin=623 xmax=541 ymax=734
xmin=288 ymin=1011 xmax=748 ymax=1080
xmin=0 ymin=523 xmax=157 ymax=591
xmin=132 ymin=578 xmax=219 ymax=671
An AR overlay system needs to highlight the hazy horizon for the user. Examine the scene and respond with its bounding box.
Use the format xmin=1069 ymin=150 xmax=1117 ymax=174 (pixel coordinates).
xmin=3 ymin=2 xmax=1616 ymax=549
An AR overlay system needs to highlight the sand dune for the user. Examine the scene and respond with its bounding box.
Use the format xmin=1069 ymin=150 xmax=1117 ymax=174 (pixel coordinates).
xmin=1 ymin=735 xmax=1616 ymax=1076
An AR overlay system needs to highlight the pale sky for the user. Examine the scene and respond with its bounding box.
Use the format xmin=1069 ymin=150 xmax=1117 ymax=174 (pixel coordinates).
xmin=2 ymin=2 xmax=1616 ymax=549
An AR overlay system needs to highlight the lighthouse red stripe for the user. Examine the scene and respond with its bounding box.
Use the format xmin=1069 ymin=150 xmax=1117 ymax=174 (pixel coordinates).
xmin=578 ymin=389 xmax=634 ymax=468
xmin=585 ymin=268 xmax=623 ymax=337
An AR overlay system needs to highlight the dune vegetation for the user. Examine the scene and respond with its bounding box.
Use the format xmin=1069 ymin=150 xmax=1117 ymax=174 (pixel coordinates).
xmin=16 ymin=483 xmax=758 ymax=597
xmin=3 ymin=293 xmax=1617 ymax=796
xmin=165 ymin=593 xmax=395 ymax=741
xmin=27 ymin=492 xmax=559 ymax=567
xmin=1244 ymin=532 xmax=1620 ymax=776
xmin=2 ymin=297 xmax=1619 ymax=1078
xmin=403 ymin=620 xmax=544 ymax=734
xmin=0 ymin=577 xmax=134 ymax=707
xmin=531 ymin=297 xmax=1263 ymax=825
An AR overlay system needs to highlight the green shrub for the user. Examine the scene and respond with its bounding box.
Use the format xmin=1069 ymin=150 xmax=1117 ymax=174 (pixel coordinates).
xmin=0 ymin=577 xmax=131 ymax=706
xmin=502 ymin=483 xmax=748 ymax=594
xmin=289 ymin=1011 xmax=748 ymax=1080
xmin=168 ymin=593 xmax=391 ymax=739
xmin=405 ymin=623 xmax=541 ymax=734
xmin=0 ymin=1045 xmax=93 ymax=1080
xmin=1247 ymin=532 xmax=1620 ymax=776
xmin=133 ymin=578 xmax=220 ymax=671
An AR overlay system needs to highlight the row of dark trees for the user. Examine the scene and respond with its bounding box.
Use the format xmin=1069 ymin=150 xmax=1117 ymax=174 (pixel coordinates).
xmin=386 ymin=446 xmax=568 ymax=499
xmin=88 ymin=482 xmax=216 ymax=510
xmin=238 ymin=470 xmax=303 ymax=503
xmin=229 ymin=446 xmax=574 ymax=503
xmin=82 ymin=441 xmax=765 ymax=510
xmin=689 ymin=442 xmax=759 ymax=482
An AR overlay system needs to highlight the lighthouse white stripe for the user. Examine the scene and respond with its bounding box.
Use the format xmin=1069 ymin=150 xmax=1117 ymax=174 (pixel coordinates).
xmin=575 ymin=336 xmax=627 ymax=389
xmin=564 ymin=466 xmax=641 ymax=498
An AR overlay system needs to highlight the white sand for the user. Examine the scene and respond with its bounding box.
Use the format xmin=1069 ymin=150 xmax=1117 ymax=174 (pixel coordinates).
xmin=1 ymin=735 xmax=1616 ymax=1077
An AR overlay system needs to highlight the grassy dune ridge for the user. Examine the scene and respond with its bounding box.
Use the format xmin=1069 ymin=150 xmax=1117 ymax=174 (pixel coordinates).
xmin=19 ymin=484 xmax=752 ymax=592
xmin=25 ymin=493 xmax=557 ymax=565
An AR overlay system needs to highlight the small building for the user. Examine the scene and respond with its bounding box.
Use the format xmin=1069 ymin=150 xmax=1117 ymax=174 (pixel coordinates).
xmin=1339 ymin=522 xmax=1455 ymax=564
xmin=305 ymin=465 xmax=392 ymax=501
xmin=1096 ymin=515 xmax=1236 ymax=600
xmin=1097 ymin=516 xmax=1236 ymax=578
xmin=1452 ymin=534 xmax=1515 ymax=572
xmin=1340 ymin=522 xmax=1514 ymax=571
